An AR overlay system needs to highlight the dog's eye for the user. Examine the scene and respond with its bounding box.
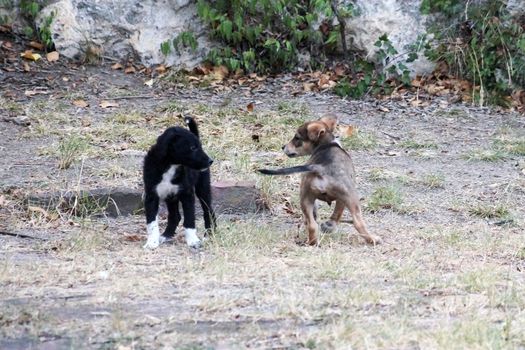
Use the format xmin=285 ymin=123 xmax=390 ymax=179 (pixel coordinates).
xmin=190 ymin=146 xmax=197 ymax=152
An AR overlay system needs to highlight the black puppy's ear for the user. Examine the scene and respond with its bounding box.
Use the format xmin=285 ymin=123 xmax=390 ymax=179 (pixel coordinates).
xmin=184 ymin=115 xmax=200 ymax=138
xmin=154 ymin=130 xmax=173 ymax=160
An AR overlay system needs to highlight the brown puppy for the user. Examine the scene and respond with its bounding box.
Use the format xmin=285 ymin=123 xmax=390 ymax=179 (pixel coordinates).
xmin=259 ymin=115 xmax=381 ymax=246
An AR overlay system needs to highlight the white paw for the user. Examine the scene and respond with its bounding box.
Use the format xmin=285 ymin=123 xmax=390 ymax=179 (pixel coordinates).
xmin=184 ymin=228 xmax=202 ymax=249
xmin=143 ymin=239 xmax=160 ymax=249
xmin=145 ymin=219 xmax=161 ymax=249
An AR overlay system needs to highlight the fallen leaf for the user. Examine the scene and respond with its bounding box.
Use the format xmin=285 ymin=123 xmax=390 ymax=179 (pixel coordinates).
xmin=111 ymin=62 xmax=123 ymax=70
xmin=339 ymin=125 xmax=356 ymax=137
xmin=73 ymin=99 xmax=89 ymax=108
xmin=319 ymin=21 xmax=330 ymax=35
xmin=246 ymin=102 xmax=254 ymax=112
xmin=99 ymin=100 xmax=119 ymax=108
xmin=318 ymin=74 xmax=330 ymax=87
xmin=122 ymin=234 xmax=143 ymax=242
xmin=124 ymin=65 xmax=136 ymax=74
xmin=46 ymin=51 xmax=59 ymax=62
xmin=193 ymin=65 xmax=211 ymax=75
xmin=410 ymin=98 xmax=422 ymax=107
xmin=0 ymin=195 xmax=7 ymax=207
xmin=155 ymin=65 xmax=167 ymax=74
xmin=411 ymin=78 xmax=422 ymax=87
xmin=24 ymin=89 xmax=49 ymax=96
xmin=378 ymin=106 xmax=390 ymax=112
xmin=458 ymin=80 xmax=471 ymax=91
xmin=303 ymin=82 xmax=315 ymax=92
xmin=28 ymin=205 xmax=57 ymax=220
xmin=20 ymin=50 xmax=41 ymax=61
xmin=211 ymin=65 xmax=229 ymax=81
xmin=23 ymin=62 xmax=30 ymax=72
xmin=144 ymin=79 xmax=154 ymax=87
xmin=426 ymin=84 xmax=445 ymax=95
xmin=334 ymin=64 xmax=346 ymax=76
xmin=81 ymin=117 xmax=92 ymax=127
xmin=29 ymin=41 xmax=44 ymax=50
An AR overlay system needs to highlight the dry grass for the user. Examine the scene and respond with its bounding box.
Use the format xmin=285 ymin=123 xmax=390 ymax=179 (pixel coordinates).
xmin=2 ymin=96 xmax=525 ymax=349
xmin=2 ymin=214 xmax=524 ymax=349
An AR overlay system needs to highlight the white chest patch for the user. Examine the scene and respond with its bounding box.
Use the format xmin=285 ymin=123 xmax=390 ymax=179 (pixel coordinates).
xmin=156 ymin=165 xmax=180 ymax=200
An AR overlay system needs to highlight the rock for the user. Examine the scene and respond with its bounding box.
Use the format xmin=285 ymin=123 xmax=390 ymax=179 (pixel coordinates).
xmin=36 ymin=0 xmax=213 ymax=68
xmin=507 ymin=0 xmax=525 ymax=18
xmin=343 ymin=0 xmax=435 ymax=76
xmin=13 ymin=116 xmax=30 ymax=126
xmin=26 ymin=182 xmax=264 ymax=217
xmin=13 ymin=0 xmax=435 ymax=74
xmin=211 ymin=181 xmax=262 ymax=215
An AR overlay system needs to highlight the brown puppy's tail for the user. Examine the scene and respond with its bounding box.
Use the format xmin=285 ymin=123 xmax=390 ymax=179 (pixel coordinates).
xmin=258 ymin=165 xmax=320 ymax=175
xmin=184 ymin=116 xmax=200 ymax=138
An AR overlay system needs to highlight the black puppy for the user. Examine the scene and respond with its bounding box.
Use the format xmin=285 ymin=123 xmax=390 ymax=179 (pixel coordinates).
xmin=143 ymin=116 xmax=216 ymax=249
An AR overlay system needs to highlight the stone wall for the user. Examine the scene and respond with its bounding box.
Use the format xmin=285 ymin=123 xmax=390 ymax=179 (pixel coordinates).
xmin=5 ymin=0 xmax=513 ymax=75
xmin=36 ymin=0 xmax=212 ymax=68
xmin=344 ymin=0 xmax=434 ymax=75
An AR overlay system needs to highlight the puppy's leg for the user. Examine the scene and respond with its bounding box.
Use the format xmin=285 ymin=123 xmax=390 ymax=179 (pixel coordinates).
xmin=144 ymin=193 xmax=161 ymax=249
xmin=162 ymin=198 xmax=181 ymax=241
xmin=195 ymin=172 xmax=216 ymax=236
xmin=180 ymin=193 xmax=201 ymax=249
xmin=345 ymin=195 xmax=381 ymax=245
xmin=321 ymin=200 xmax=345 ymax=233
xmin=301 ymin=196 xmax=319 ymax=246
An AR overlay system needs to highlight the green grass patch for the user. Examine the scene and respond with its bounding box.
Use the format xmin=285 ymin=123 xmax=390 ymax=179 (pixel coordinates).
xmin=468 ymin=203 xmax=510 ymax=219
xmin=366 ymin=185 xmax=404 ymax=212
xmin=420 ymin=173 xmax=445 ymax=188
xmin=57 ymin=134 xmax=91 ymax=169
xmin=341 ymin=130 xmax=378 ymax=151
xmin=399 ymin=140 xmax=437 ymax=149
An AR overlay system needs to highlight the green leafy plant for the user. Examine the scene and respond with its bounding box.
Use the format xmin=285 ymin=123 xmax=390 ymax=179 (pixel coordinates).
xmin=422 ymin=0 xmax=525 ymax=106
xmin=57 ymin=134 xmax=90 ymax=169
xmin=38 ymin=9 xmax=54 ymax=49
xmin=19 ymin=1 xmax=54 ymax=50
xmin=195 ymin=0 xmax=349 ymax=73
xmin=335 ymin=34 xmax=415 ymax=98
xmin=161 ymin=31 xmax=199 ymax=57
xmin=0 ymin=0 xmax=14 ymax=25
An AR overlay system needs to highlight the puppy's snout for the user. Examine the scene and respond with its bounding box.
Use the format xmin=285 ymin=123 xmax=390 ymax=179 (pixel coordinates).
xmin=281 ymin=145 xmax=285 ymax=151
xmin=208 ymin=158 xmax=214 ymax=166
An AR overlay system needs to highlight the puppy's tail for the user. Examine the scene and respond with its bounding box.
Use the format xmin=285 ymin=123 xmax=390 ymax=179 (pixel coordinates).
xmin=258 ymin=165 xmax=320 ymax=175
xmin=184 ymin=116 xmax=200 ymax=138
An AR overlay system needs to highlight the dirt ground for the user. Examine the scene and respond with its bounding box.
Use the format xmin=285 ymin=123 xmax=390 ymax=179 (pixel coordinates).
xmin=1 ymin=37 xmax=525 ymax=349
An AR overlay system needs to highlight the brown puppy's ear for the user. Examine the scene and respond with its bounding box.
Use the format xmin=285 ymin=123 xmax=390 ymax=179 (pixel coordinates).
xmin=320 ymin=115 xmax=337 ymax=132
xmin=307 ymin=122 xmax=326 ymax=141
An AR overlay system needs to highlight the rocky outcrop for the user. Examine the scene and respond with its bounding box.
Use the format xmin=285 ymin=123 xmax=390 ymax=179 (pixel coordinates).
xmin=36 ymin=0 xmax=212 ymax=68
xmin=8 ymin=0 xmax=437 ymax=74
xmin=27 ymin=182 xmax=264 ymax=217
xmin=344 ymin=0 xmax=435 ymax=75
